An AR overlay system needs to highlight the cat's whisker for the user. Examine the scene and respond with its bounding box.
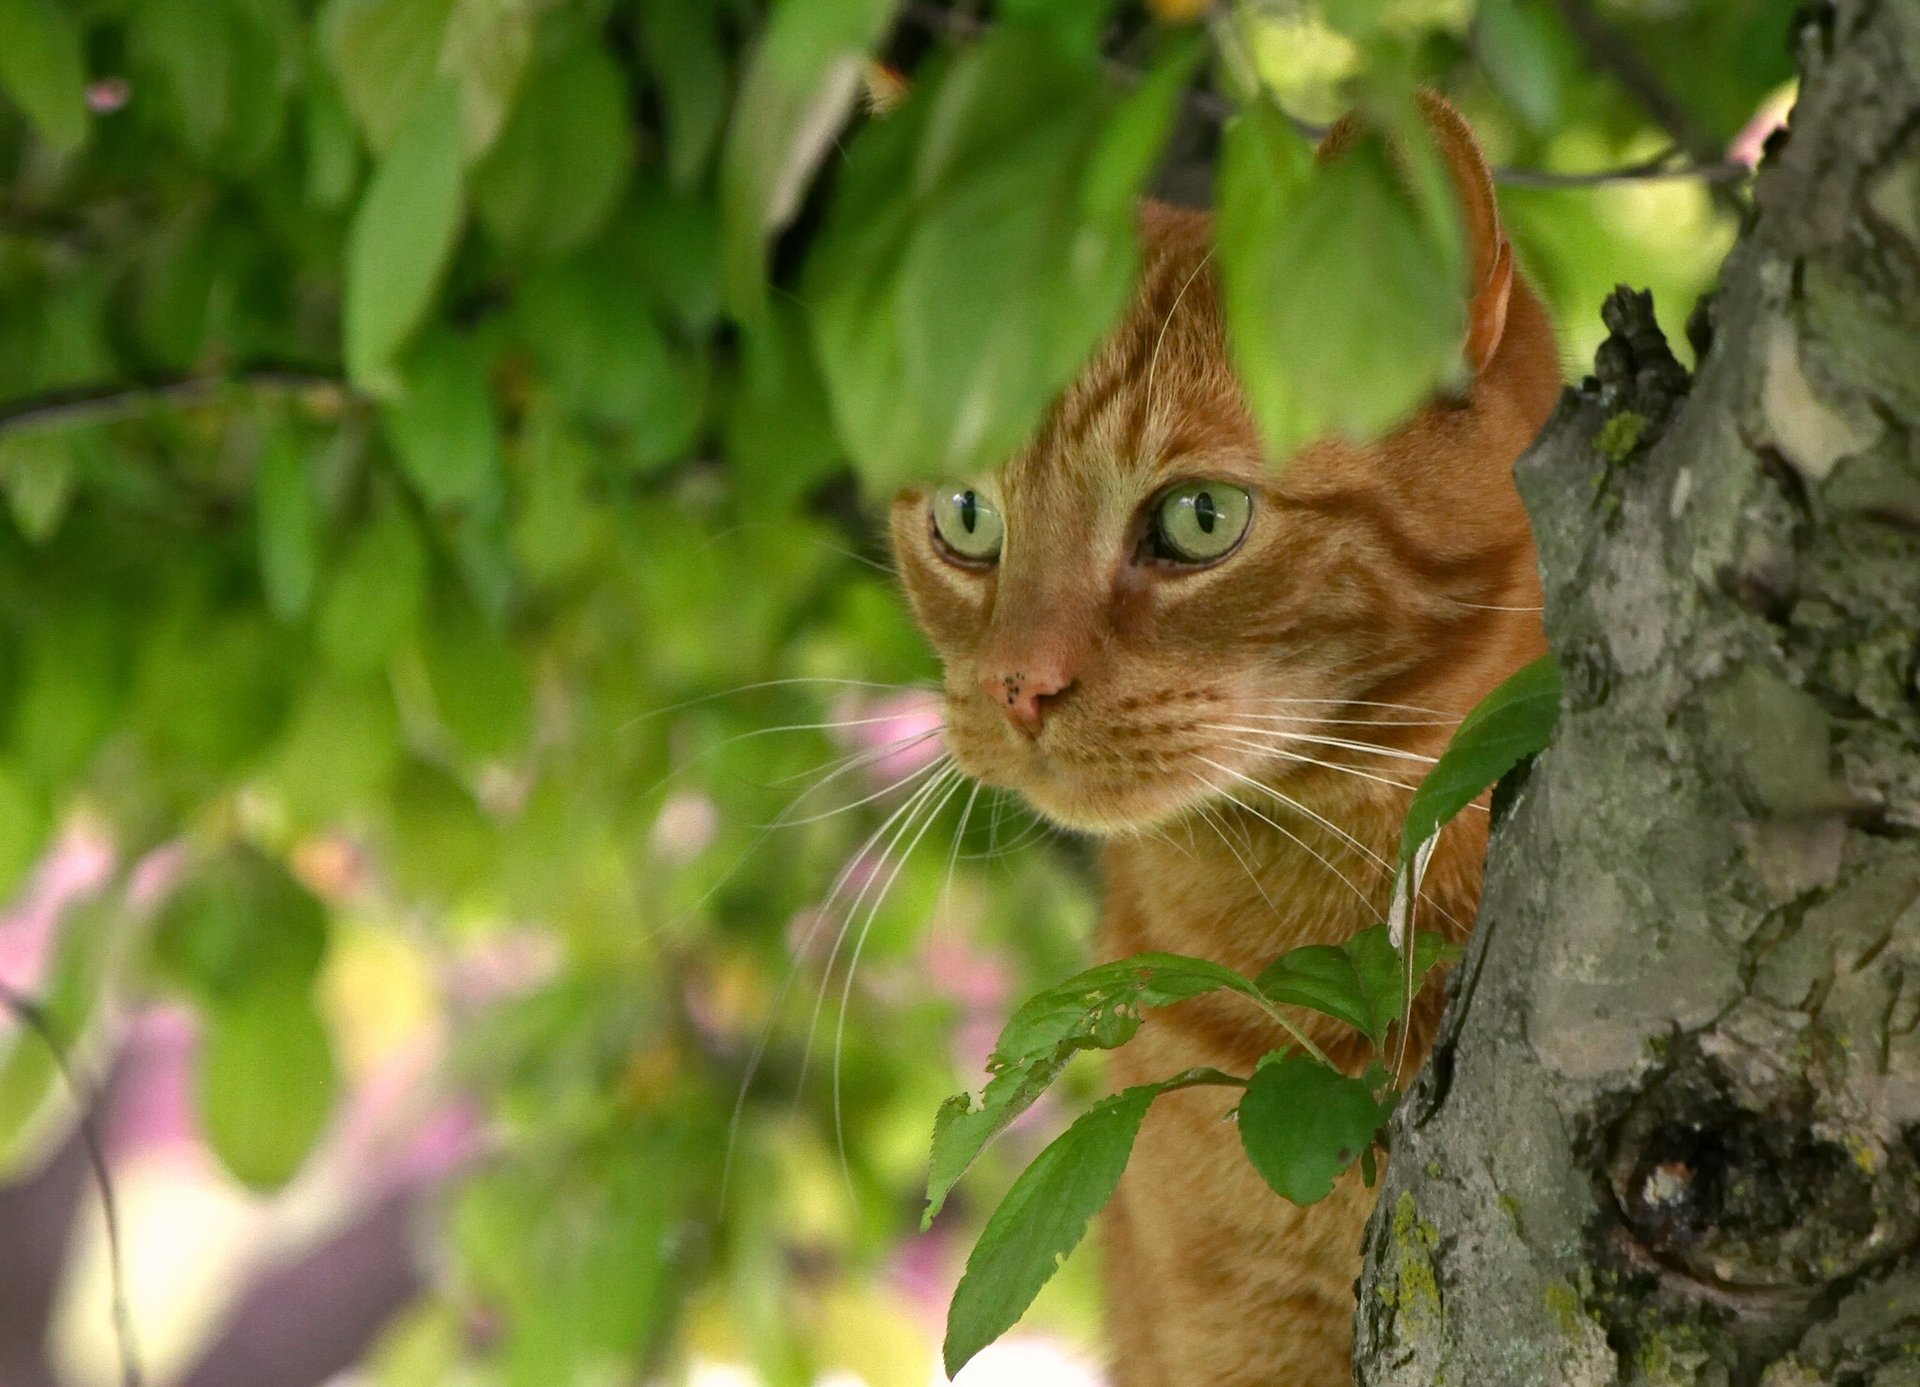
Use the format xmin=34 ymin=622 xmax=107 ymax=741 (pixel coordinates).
xmin=1213 ymin=770 xmax=1471 ymax=935
xmin=831 ymin=766 xmax=970 ymax=1200
xmin=964 ymin=811 xmax=1049 ymax=860
xmin=940 ymin=780 xmax=985 ymax=908
xmin=1241 ymin=695 xmax=1459 ymax=719
xmin=1211 ymin=736 xmax=1424 ymax=796
xmin=758 ymin=729 xmax=948 ymax=827
xmin=1229 ymin=711 xmax=1456 ymax=729
xmin=645 ymin=732 xmax=947 ymax=959
xmin=797 ymin=763 xmax=962 ymax=1093
xmin=1194 ymin=758 xmax=1385 ymax=924
xmin=718 ymin=754 xmax=955 ymax=1198
xmin=1441 ymin=598 xmax=1543 ymax=612
xmin=1201 ymin=723 xmax=1440 ymax=767
xmin=616 ymin=675 xmax=940 ymax=736
xmin=1186 ymin=786 xmax=1280 ymax=914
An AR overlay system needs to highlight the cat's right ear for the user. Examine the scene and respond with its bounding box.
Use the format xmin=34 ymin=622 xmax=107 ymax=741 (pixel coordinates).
xmin=1319 ymin=92 xmax=1513 ymax=376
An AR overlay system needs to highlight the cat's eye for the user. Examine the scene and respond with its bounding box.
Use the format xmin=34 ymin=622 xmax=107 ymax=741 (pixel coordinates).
xmin=929 ymin=486 xmax=1004 ymax=565
xmin=1149 ymin=481 xmax=1253 ymax=565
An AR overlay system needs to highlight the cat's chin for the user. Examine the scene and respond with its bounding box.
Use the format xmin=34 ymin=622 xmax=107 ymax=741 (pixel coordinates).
xmin=1000 ymin=775 xmax=1205 ymax=839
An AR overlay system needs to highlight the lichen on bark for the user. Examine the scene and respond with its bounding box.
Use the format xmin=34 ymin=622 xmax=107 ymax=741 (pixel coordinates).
xmin=1352 ymin=4 xmax=1920 ymax=1383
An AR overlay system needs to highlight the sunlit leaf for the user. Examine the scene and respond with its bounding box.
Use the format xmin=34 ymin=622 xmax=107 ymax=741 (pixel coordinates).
xmin=719 ymin=0 xmax=899 ymax=314
xmin=808 ymin=29 xmax=1196 ymax=488
xmin=1217 ymin=101 xmax=1465 ymax=460
xmin=1475 ymin=0 xmax=1570 ymax=133
xmin=344 ymin=75 xmax=467 ymax=391
xmin=0 ymin=0 xmax=88 ymax=154
xmin=199 ymin=981 xmax=338 ymax=1191
xmin=322 ymin=0 xmax=456 ymax=151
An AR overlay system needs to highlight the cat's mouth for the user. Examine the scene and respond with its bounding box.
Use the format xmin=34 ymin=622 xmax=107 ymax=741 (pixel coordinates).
xmin=944 ymin=699 xmax=1257 ymax=836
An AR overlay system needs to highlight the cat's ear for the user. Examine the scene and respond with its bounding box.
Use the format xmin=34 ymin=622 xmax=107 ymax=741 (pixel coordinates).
xmin=1319 ymin=91 xmax=1513 ymax=375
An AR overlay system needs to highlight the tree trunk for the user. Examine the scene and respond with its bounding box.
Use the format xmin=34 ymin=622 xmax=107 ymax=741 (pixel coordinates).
xmin=1352 ymin=4 xmax=1920 ymax=1384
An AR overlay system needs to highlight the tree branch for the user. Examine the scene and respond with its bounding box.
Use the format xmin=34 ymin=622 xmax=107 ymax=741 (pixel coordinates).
xmin=0 ymin=982 xmax=140 ymax=1387
xmin=0 ymin=368 xmax=353 ymax=439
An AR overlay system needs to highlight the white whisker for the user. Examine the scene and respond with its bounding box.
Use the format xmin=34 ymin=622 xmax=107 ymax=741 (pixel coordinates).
xmin=1201 ymin=724 xmax=1440 ymax=767
xmin=832 ymin=768 xmax=969 ymax=1199
xmin=618 ymin=676 xmax=939 ymax=735
xmin=719 ymin=755 xmax=954 ymax=1199
xmin=1194 ymin=758 xmax=1385 ymax=923
xmin=1215 ymin=738 xmax=1423 ymax=795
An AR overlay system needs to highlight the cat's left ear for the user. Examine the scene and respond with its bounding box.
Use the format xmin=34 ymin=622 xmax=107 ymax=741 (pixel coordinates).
xmin=1319 ymin=92 xmax=1514 ymax=375
xmin=1417 ymin=91 xmax=1514 ymax=375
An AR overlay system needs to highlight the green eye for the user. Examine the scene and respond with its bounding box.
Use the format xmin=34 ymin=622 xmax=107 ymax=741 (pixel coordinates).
xmin=1152 ymin=481 xmax=1253 ymax=564
xmin=930 ymin=486 xmax=1004 ymax=563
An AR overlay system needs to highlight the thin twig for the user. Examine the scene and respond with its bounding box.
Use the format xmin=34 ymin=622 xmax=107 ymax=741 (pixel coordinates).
xmin=0 ymin=980 xmax=141 ymax=1387
xmin=1549 ymin=0 xmax=1748 ymax=210
xmin=0 ymin=368 xmax=351 ymax=439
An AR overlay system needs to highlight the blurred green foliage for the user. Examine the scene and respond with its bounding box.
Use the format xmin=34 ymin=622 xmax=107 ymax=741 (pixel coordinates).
xmin=0 ymin=0 xmax=1796 ymax=1382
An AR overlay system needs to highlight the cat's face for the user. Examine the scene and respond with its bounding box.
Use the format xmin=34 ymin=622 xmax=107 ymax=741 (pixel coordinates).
xmin=890 ymin=200 xmax=1557 ymax=836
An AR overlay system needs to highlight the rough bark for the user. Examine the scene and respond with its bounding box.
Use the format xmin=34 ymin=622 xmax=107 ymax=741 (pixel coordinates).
xmin=1353 ymin=4 xmax=1920 ymax=1384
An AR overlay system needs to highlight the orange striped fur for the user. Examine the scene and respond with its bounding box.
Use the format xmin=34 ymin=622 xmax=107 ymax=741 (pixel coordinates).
xmin=890 ymin=97 xmax=1561 ymax=1386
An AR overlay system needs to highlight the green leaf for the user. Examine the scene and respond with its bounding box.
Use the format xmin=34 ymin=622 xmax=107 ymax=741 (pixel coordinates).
xmin=151 ymin=847 xmax=329 ymax=1004
xmin=1236 ymin=1052 xmax=1395 ymax=1206
xmin=725 ymin=301 xmax=842 ymax=516
xmin=1400 ymin=653 xmax=1561 ymax=864
xmin=0 ymin=759 xmax=49 ymax=902
xmin=0 ymin=0 xmax=88 ymax=154
xmin=439 ymin=0 xmax=536 ymax=157
xmin=516 ymin=259 xmax=687 ymax=438
xmin=318 ymin=491 xmax=427 ymax=672
xmin=11 ymin=603 xmax=126 ymax=789
xmin=417 ymin=597 xmax=532 ymax=759
xmin=942 ymin=1084 xmax=1150 ymax=1375
xmin=1475 ymin=0 xmax=1568 ymax=134
xmin=637 ymin=0 xmax=729 ymax=189
xmin=0 ymin=427 xmax=76 ymax=542
xmin=808 ymin=29 xmax=1194 ymax=488
xmin=256 ymin=426 xmax=321 ymax=621
xmin=1217 ymin=102 xmax=1466 ymax=460
xmin=303 ymin=58 xmax=364 ymax=209
xmin=322 ymin=0 xmax=457 ymax=152
xmin=130 ymin=0 xmax=235 ymax=158
xmin=381 ymin=329 xmax=503 ymax=511
xmin=473 ymin=32 xmax=631 ymax=258
xmin=719 ymin=0 xmax=898 ymax=315
xmin=198 ymin=981 xmax=337 ymax=1191
xmin=1256 ymin=925 xmax=1461 ymax=1048
xmin=925 ymin=951 xmax=1261 ymax=1226
xmin=344 ymin=75 xmax=467 ymax=392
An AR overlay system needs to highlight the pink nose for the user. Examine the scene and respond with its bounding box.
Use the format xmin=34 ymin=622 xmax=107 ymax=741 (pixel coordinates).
xmin=981 ymin=668 xmax=1075 ymax=736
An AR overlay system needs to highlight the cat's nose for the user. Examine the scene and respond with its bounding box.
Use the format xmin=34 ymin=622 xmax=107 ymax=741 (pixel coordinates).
xmin=982 ymin=669 xmax=1074 ymax=736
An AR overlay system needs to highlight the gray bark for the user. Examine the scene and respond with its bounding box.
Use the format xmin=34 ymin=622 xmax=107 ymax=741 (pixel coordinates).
xmin=1353 ymin=3 xmax=1920 ymax=1384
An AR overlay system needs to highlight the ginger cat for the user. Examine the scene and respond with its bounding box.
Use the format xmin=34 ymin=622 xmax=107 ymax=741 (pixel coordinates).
xmin=890 ymin=97 xmax=1562 ymax=1387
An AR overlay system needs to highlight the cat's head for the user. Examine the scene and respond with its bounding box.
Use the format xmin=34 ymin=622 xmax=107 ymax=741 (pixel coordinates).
xmin=889 ymin=96 xmax=1562 ymax=835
